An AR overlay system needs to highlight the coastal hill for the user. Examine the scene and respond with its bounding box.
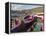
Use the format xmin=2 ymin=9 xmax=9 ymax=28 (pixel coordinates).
xmin=11 ymin=7 xmax=44 ymax=17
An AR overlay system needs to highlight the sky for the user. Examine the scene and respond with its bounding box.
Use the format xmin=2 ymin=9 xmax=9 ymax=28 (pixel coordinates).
xmin=11 ymin=4 xmax=43 ymax=11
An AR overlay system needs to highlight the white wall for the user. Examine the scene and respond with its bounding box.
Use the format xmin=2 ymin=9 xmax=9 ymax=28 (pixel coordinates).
xmin=0 ymin=0 xmax=46 ymax=36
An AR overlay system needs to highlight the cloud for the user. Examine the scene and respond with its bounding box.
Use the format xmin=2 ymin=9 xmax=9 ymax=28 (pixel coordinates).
xmin=11 ymin=4 xmax=43 ymax=11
